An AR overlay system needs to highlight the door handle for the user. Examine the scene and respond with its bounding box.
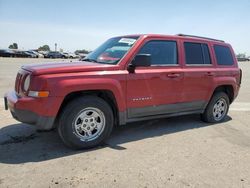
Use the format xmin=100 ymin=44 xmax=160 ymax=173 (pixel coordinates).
xmin=206 ymin=72 xmax=215 ymax=76
xmin=167 ymin=73 xmax=181 ymax=78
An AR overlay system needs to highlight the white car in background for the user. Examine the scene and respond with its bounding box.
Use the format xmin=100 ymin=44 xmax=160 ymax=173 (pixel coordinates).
xmin=63 ymin=52 xmax=78 ymax=59
xmin=28 ymin=50 xmax=44 ymax=58
xmin=38 ymin=51 xmax=49 ymax=57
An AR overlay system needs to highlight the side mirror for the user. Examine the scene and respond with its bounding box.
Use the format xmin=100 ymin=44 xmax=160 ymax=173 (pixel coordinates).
xmin=128 ymin=54 xmax=151 ymax=73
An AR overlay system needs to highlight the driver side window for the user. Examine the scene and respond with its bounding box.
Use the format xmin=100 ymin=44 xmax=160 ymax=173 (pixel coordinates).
xmin=138 ymin=40 xmax=178 ymax=65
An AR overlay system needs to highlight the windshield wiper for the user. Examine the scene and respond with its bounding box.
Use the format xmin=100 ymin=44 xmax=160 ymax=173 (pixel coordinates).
xmin=81 ymin=58 xmax=120 ymax=64
xmin=81 ymin=58 xmax=98 ymax=63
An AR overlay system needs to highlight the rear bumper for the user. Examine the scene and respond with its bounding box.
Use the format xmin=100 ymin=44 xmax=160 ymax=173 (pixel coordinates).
xmin=4 ymin=91 xmax=56 ymax=130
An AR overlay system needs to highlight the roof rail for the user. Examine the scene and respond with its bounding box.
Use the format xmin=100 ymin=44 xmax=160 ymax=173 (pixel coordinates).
xmin=176 ymin=34 xmax=225 ymax=43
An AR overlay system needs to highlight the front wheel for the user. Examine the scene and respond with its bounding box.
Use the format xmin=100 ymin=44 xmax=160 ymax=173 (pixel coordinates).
xmin=201 ymin=92 xmax=229 ymax=123
xmin=58 ymin=96 xmax=114 ymax=149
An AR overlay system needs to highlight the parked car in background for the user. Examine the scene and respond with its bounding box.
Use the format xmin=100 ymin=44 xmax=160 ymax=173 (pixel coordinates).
xmin=63 ymin=52 xmax=78 ymax=59
xmin=1 ymin=49 xmax=36 ymax=58
xmin=237 ymin=57 xmax=250 ymax=62
xmin=11 ymin=50 xmax=34 ymax=58
xmin=62 ymin=52 xmax=70 ymax=58
xmin=0 ymin=49 xmax=16 ymax=57
xmin=24 ymin=51 xmax=37 ymax=58
xmin=78 ymin=53 xmax=89 ymax=60
xmin=38 ymin=51 xmax=49 ymax=56
xmin=44 ymin=51 xmax=68 ymax=58
xmin=28 ymin=50 xmax=44 ymax=58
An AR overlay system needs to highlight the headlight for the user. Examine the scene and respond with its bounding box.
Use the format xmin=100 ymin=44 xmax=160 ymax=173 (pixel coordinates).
xmin=23 ymin=75 xmax=30 ymax=92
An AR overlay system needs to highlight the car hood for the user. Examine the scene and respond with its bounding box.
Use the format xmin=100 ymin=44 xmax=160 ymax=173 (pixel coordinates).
xmin=22 ymin=61 xmax=118 ymax=75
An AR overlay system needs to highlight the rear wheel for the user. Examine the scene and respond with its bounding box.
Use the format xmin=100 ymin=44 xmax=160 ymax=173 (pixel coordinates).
xmin=201 ymin=92 xmax=229 ymax=123
xmin=58 ymin=96 xmax=114 ymax=149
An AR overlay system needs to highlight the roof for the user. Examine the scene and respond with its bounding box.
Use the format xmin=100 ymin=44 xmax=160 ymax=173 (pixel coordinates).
xmin=120 ymin=34 xmax=225 ymax=43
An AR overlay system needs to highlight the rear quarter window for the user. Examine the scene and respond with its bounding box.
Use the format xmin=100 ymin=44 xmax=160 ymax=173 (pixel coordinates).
xmin=214 ymin=45 xmax=234 ymax=65
xmin=184 ymin=42 xmax=211 ymax=65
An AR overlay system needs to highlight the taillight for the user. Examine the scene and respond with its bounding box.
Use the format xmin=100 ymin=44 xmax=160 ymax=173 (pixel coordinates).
xmin=239 ymin=69 xmax=242 ymax=85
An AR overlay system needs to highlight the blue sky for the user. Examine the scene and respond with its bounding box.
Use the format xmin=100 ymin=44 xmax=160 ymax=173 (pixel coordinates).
xmin=0 ymin=0 xmax=250 ymax=54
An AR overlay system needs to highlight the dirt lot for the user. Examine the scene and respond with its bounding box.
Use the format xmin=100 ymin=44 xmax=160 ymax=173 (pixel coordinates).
xmin=0 ymin=58 xmax=250 ymax=188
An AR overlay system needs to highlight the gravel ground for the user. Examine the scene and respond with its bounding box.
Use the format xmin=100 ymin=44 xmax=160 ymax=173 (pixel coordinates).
xmin=0 ymin=58 xmax=250 ymax=188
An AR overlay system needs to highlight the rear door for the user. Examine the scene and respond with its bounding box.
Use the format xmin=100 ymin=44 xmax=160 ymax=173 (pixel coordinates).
xmin=126 ymin=39 xmax=184 ymax=118
xmin=181 ymin=41 xmax=215 ymax=109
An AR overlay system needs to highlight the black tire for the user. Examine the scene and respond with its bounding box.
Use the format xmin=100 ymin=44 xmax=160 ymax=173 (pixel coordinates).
xmin=58 ymin=96 xmax=114 ymax=149
xmin=201 ymin=92 xmax=230 ymax=123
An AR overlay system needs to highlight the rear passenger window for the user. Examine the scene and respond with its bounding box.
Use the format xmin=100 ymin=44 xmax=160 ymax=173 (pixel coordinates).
xmin=184 ymin=42 xmax=211 ymax=65
xmin=214 ymin=45 xmax=234 ymax=65
xmin=138 ymin=40 xmax=177 ymax=65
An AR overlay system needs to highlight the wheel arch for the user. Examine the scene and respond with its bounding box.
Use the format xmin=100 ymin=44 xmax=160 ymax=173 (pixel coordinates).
xmin=211 ymin=85 xmax=234 ymax=104
xmin=56 ymin=90 xmax=120 ymax=126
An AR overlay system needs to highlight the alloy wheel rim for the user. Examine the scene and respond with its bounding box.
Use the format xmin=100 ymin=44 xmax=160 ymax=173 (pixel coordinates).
xmin=73 ymin=107 xmax=105 ymax=141
xmin=212 ymin=98 xmax=227 ymax=121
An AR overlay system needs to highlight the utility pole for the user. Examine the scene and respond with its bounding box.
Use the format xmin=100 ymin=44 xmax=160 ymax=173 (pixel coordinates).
xmin=55 ymin=43 xmax=57 ymax=52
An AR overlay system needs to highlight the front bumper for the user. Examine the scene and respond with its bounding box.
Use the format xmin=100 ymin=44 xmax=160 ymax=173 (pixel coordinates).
xmin=4 ymin=91 xmax=56 ymax=130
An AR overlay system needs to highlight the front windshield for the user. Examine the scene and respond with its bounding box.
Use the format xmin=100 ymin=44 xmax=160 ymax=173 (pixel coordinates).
xmin=83 ymin=36 xmax=139 ymax=64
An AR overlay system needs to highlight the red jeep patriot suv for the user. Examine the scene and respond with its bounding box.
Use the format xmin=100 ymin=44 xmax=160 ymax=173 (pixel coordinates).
xmin=4 ymin=34 xmax=241 ymax=149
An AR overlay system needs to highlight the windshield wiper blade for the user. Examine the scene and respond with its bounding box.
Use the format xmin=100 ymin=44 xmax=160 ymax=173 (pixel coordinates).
xmin=81 ymin=58 xmax=98 ymax=63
